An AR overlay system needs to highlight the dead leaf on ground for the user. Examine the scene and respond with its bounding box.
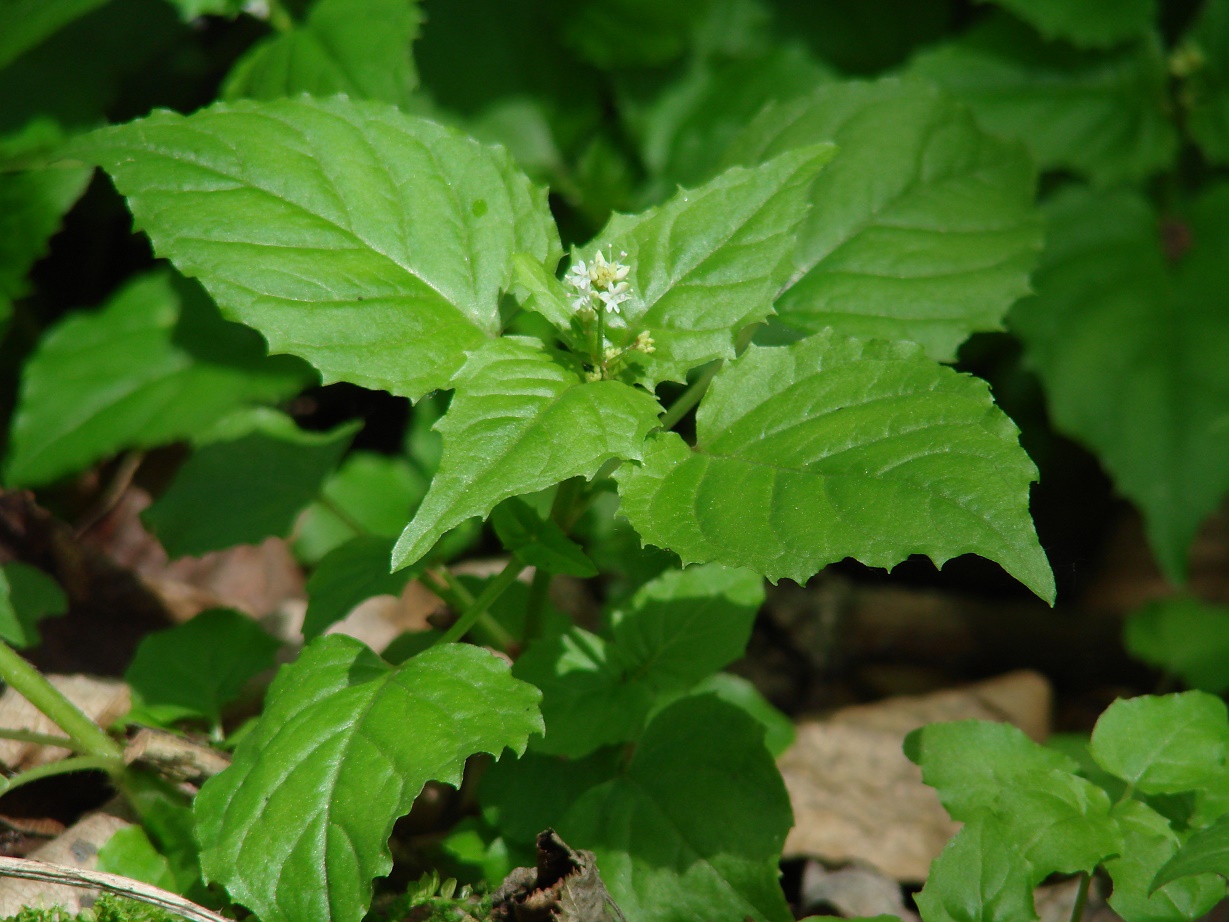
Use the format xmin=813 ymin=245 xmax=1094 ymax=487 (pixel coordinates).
xmin=0 ymin=676 xmax=129 ymax=771
xmin=799 ymin=861 xmax=918 ymax=921
xmin=780 ymin=669 xmax=1052 ymax=882
xmin=0 ymin=811 xmax=128 ymax=916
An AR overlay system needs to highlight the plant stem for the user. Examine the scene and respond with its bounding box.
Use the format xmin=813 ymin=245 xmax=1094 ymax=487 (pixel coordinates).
xmin=0 ymin=640 xmax=122 ymax=762
xmin=522 ymin=568 xmax=552 ymax=644
xmin=434 ymin=558 xmax=527 ymax=645
xmin=315 ymin=492 xmax=369 ymax=537
xmin=423 ymin=566 xmax=474 ymax=612
xmin=0 ymin=755 xmax=118 ymax=797
xmin=659 ymin=361 xmax=721 ymax=431
xmin=0 ymin=728 xmax=83 ymax=751
xmin=1069 ymin=871 xmax=1091 ymax=922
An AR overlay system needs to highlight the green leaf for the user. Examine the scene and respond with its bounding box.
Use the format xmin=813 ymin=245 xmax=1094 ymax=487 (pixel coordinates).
xmin=96 ymin=827 xmax=178 ymax=892
xmin=609 ymin=563 xmax=763 ymax=693
xmin=304 ymin=537 xmax=418 ymax=640
xmin=223 ymin=0 xmax=420 ymax=107
xmin=676 ymin=672 xmax=795 ymax=759
xmin=125 ymin=609 xmax=280 ymax=727
xmin=491 ymin=497 xmax=597 ymax=577
xmin=721 ymin=78 xmax=1041 ymax=361
xmin=513 ymin=627 xmax=655 ymax=758
xmin=391 ymin=338 xmax=661 ymax=570
xmin=998 ymin=771 xmax=1120 ymax=882
xmin=1010 ymin=185 xmax=1229 ymax=583
xmin=0 ymin=562 xmax=68 ymax=649
xmin=906 ymin=720 xmax=1077 ymax=818
xmin=0 ymin=0 xmax=110 ymax=68
xmin=563 ymin=0 xmax=710 ymax=69
xmin=294 ymin=452 xmax=428 ymax=563
xmin=6 ymin=270 xmax=311 ymax=488
xmin=70 ymin=95 xmax=561 ymax=399
xmin=1106 ymin=800 xmax=1226 ymax=922
xmin=771 ymin=0 xmax=953 ymax=75
xmin=1153 ymin=812 xmax=1229 ymax=891
xmin=914 ymin=815 xmax=1038 ymax=922
xmin=164 ymin=0 xmax=244 ymax=18
xmin=974 ymin=0 xmax=1156 ymax=48
xmin=910 ymin=16 xmax=1176 ymax=187
xmin=1179 ymin=0 xmax=1229 ymax=165
xmin=1125 ymin=597 xmax=1229 ymax=694
xmin=1089 ymin=692 xmax=1229 ymax=795
xmin=558 ymin=695 xmax=794 ymax=922
xmin=0 ymin=157 xmax=91 ymax=326
xmin=481 ymin=747 xmax=622 ymax=844
xmin=143 ymin=410 xmax=358 ymax=558
xmin=616 ymin=331 xmax=1055 ymax=601
xmin=195 ymin=637 xmax=542 ymax=922
xmin=579 ymin=144 xmax=835 ymax=388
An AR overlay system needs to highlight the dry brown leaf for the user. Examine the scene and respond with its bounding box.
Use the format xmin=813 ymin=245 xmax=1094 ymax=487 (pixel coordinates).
xmin=0 ymin=812 xmax=128 ymax=916
xmin=799 ymin=861 xmax=918 ymax=921
xmin=780 ymin=670 xmax=1052 ymax=882
xmin=0 ymin=676 xmax=129 ymax=771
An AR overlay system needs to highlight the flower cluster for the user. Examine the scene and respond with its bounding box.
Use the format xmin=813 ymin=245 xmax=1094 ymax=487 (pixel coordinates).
xmin=565 ymin=247 xmax=633 ymax=315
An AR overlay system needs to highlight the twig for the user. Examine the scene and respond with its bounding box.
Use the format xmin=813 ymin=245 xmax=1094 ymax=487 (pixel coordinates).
xmin=0 ymin=856 xmax=231 ymax=922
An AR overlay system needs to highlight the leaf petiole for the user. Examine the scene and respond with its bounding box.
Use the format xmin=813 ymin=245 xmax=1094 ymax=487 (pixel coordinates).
xmin=434 ymin=558 xmax=527 ymax=646
xmin=0 ymin=755 xmax=119 ymax=798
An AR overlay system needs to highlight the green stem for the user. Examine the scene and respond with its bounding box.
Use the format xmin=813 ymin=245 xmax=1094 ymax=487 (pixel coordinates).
xmin=0 ymin=641 xmax=122 ymax=763
xmin=1068 ymin=871 xmax=1091 ymax=922
xmin=595 ymin=308 xmax=608 ymax=377
xmin=0 ymin=756 xmax=118 ymax=797
xmin=659 ymin=361 xmax=721 ymax=431
xmin=315 ymin=493 xmax=369 ymax=537
xmin=434 ymin=558 xmax=527 ymax=645
xmin=0 ymin=728 xmax=83 ymax=751
xmin=423 ymin=566 xmax=474 ymax=612
xmin=522 ymin=568 xmax=552 ymax=644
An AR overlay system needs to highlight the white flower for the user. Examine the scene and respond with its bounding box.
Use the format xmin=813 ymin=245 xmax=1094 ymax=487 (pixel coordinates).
xmin=565 ymin=247 xmax=633 ymax=315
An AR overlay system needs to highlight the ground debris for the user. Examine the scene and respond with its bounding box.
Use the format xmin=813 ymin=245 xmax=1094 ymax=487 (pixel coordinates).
xmin=491 ymin=831 xmax=623 ymax=922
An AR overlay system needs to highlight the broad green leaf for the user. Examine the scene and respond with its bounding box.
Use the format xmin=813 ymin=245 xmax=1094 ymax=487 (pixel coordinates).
xmin=143 ymin=410 xmax=358 ymax=558
xmin=0 ymin=562 xmax=68 ymax=649
xmin=513 ymin=627 xmax=655 ymax=757
xmin=223 ymin=0 xmax=420 ymax=107
xmin=1106 ymin=800 xmax=1226 ymax=922
xmin=906 ymin=720 xmax=1076 ymax=818
xmin=1089 ymin=692 xmax=1229 ymax=795
xmin=125 ymin=609 xmax=280 ymax=727
xmin=559 ymin=695 xmax=794 ymax=922
xmin=96 ymin=827 xmax=177 ymax=892
xmin=391 ymin=338 xmax=660 ymax=570
xmin=1153 ymin=812 xmax=1229 ymax=891
xmin=1010 ymin=185 xmax=1229 ymax=583
xmin=1179 ymin=0 xmax=1229 ymax=164
xmin=491 ymin=497 xmax=597 ymax=577
xmin=623 ymin=42 xmax=831 ymax=191
xmin=616 ymin=331 xmax=1055 ymax=601
xmin=294 ymin=452 xmax=428 ymax=563
xmin=70 ymin=95 xmax=561 ymax=399
xmin=481 ymin=747 xmax=623 ymax=844
xmin=1125 ymin=597 xmax=1229 ymax=694
xmin=563 ymin=0 xmax=709 ymax=69
xmin=721 ymin=78 xmax=1040 ymax=361
xmin=975 ymin=0 xmax=1155 ymax=48
xmin=195 ymin=637 xmax=542 ymax=922
xmin=0 ymin=0 xmax=110 ymax=68
xmin=609 ymin=563 xmax=763 ymax=693
xmin=6 ymin=270 xmax=311 ymax=488
xmin=579 ymin=145 xmax=835 ymax=388
xmin=303 ymin=536 xmax=416 ymax=640
xmin=122 ymin=773 xmax=206 ymax=899
xmin=0 ymin=157 xmax=91 ymax=328
xmin=914 ymin=815 xmax=1038 ymax=922
xmin=910 ymin=16 xmax=1176 ymax=187
xmin=675 ymin=672 xmax=795 ymax=758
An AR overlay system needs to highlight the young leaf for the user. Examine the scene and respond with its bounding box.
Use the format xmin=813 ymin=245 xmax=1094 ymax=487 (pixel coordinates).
xmin=1179 ymin=0 xmax=1229 ymax=165
xmin=143 ymin=410 xmax=358 ymax=558
xmin=616 ymin=330 xmax=1055 ymax=602
xmin=96 ymin=827 xmax=178 ymax=892
xmin=1153 ymin=812 xmax=1229 ymax=891
xmin=303 ymin=536 xmax=416 ymax=640
xmin=1106 ymin=800 xmax=1227 ymax=922
xmin=1125 ymin=597 xmax=1229 ymax=694
xmin=609 ymin=563 xmax=763 ymax=693
xmin=1010 ymin=185 xmax=1229 ymax=583
xmin=721 ymin=78 xmax=1041 ymax=361
xmin=195 ymin=637 xmax=542 ymax=922
xmin=391 ymin=338 xmax=660 ymax=570
xmin=914 ymin=815 xmax=1039 ymax=922
xmin=0 ymin=561 xmax=68 ymax=649
xmin=223 ymin=0 xmax=420 ymax=107
xmin=6 ymin=270 xmax=311 ymax=488
xmin=578 ymin=144 xmax=835 ymax=388
xmin=974 ymin=0 xmax=1155 ymax=49
xmin=558 ymin=695 xmax=794 ymax=922
xmin=491 ymin=497 xmax=597 ymax=577
xmin=69 ymin=96 xmax=561 ymax=399
xmin=910 ymin=16 xmax=1176 ymax=187
xmin=1089 ymin=692 xmax=1229 ymax=795
xmin=125 ymin=609 xmax=280 ymax=728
